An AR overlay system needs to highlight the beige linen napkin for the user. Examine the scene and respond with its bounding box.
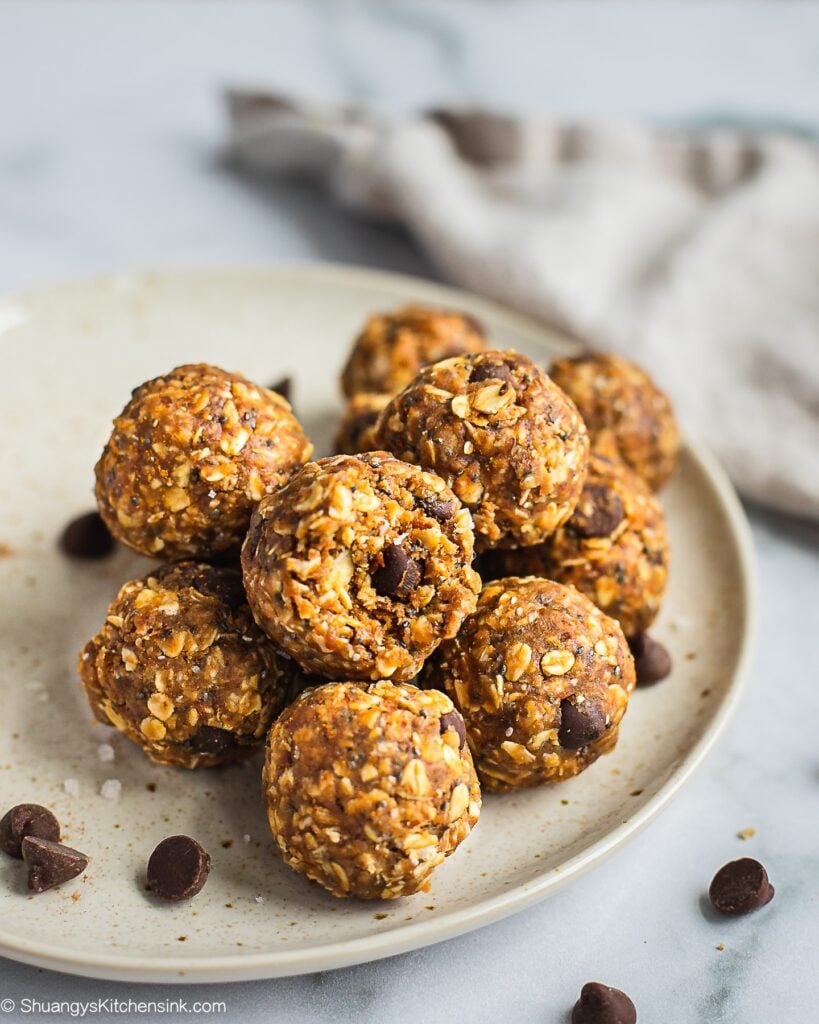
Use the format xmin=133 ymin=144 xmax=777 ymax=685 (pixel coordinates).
xmin=226 ymin=92 xmax=819 ymax=520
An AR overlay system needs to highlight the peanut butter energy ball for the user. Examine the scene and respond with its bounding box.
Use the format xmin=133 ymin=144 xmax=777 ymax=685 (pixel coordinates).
xmin=341 ymin=305 xmax=487 ymax=399
xmin=78 ymin=562 xmax=298 ymax=768
xmin=95 ymin=363 xmax=313 ymax=560
xmin=334 ymin=392 xmax=391 ymax=455
xmin=549 ymin=352 xmax=680 ymax=491
xmin=372 ymin=350 xmax=590 ymax=549
xmin=241 ymin=452 xmax=481 ymax=683
xmin=423 ymin=577 xmax=635 ymax=790
xmin=263 ymin=680 xmax=481 ymax=899
xmin=492 ymin=454 xmax=669 ymax=638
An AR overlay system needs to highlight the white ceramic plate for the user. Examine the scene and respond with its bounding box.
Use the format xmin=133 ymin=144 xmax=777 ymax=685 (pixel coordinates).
xmin=0 ymin=264 xmax=754 ymax=982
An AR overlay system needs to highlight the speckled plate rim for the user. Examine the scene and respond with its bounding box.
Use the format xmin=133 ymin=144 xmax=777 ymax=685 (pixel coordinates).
xmin=0 ymin=262 xmax=756 ymax=983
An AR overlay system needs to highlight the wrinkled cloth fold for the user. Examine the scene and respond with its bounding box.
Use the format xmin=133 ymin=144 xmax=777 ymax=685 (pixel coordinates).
xmin=226 ymin=92 xmax=819 ymax=520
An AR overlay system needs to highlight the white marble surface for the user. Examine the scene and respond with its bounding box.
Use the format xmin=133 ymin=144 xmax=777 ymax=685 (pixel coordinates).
xmin=1 ymin=3 xmax=818 ymax=1022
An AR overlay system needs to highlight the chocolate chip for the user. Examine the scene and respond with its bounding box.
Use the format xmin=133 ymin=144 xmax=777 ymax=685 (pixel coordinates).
xmin=629 ymin=633 xmax=672 ymax=686
xmin=268 ymin=376 xmax=292 ymax=402
xmin=419 ymin=495 xmax=455 ymax=522
xmin=0 ymin=804 xmax=61 ymax=858
xmin=558 ymin=699 xmax=606 ymax=749
xmin=147 ymin=835 xmax=211 ymax=901
xmin=440 ymin=710 xmax=467 ymax=749
xmin=188 ymin=725 xmax=237 ymax=756
xmin=470 ymin=359 xmax=513 ymax=383
xmin=708 ymin=858 xmax=775 ymax=916
xmin=59 ymin=511 xmax=115 ymax=559
xmin=570 ymin=485 xmax=625 ymax=538
xmin=371 ymin=544 xmax=421 ymax=600
xmin=571 ymin=982 xmax=637 ymax=1024
xmin=21 ymin=836 xmax=88 ymax=893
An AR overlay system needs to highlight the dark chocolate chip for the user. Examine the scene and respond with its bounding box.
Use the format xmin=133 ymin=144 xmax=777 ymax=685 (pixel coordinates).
xmin=371 ymin=544 xmax=421 ymax=600
xmin=708 ymin=858 xmax=774 ymax=916
xmin=470 ymin=359 xmax=513 ymax=383
xmin=440 ymin=710 xmax=467 ymax=749
xmin=22 ymin=836 xmax=89 ymax=893
xmin=147 ymin=835 xmax=211 ymax=902
xmin=570 ymin=485 xmax=625 ymax=539
xmin=419 ymin=495 xmax=455 ymax=522
xmin=571 ymin=981 xmax=637 ymax=1024
xmin=268 ymin=376 xmax=292 ymax=402
xmin=188 ymin=726 xmax=238 ymax=756
xmin=558 ymin=699 xmax=607 ymax=749
xmin=629 ymin=633 xmax=672 ymax=686
xmin=59 ymin=511 xmax=115 ymax=559
xmin=0 ymin=804 xmax=61 ymax=858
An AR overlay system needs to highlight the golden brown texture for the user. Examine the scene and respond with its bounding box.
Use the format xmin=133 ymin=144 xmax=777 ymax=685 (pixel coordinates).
xmin=241 ymin=452 xmax=481 ymax=683
xmin=95 ymin=363 xmax=313 ymax=560
xmin=489 ymin=454 xmax=669 ymax=637
xmin=78 ymin=562 xmax=298 ymax=768
xmin=341 ymin=305 xmax=487 ymax=399
xmin=549 ymin=352 xmax=680 ymax=491
xmin=334 ymin=392 xmax=391 ymax=455
xmin=423 ymin=577 xmax=635 ymax=790
xmin=263 ymin=680 xmax=481 ymax=899
xmin=372 ymin=350 xmax=590 ymax=549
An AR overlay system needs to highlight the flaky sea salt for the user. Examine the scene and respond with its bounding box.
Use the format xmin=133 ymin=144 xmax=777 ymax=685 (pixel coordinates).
xmin=100 ymin=779 xmax=122 ymax=801
xmin=63 ymin=778 xmax=80 ymax=797
xmin=97 ymin=743 xmax=115 ymax=763
xmin=254 ymin=895 xmax=265 ymax=904
xmin=243 ymin=834 xmax=251 ymax=844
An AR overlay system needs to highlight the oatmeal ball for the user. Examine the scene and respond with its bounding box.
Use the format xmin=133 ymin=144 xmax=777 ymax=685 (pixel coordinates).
xmin=242 ymin=452 xmax=481 ymax=683
xmin=549 ymin=352 xmax=680 ymax=491
xmin=95 ymin=363 xmax=313 ymax=560
xmin=490 ymin=454 xmax=669 ymax=638
xmin=334 ymin=392 xmax=391 ymax=455
xmin=341 ymin=305 xmax=487 ymax=399
xmin=78 ymin=562 xmax=299 ymax=768
xmin=423 ymin=577 xmax=635 ymax=790
xmin=263 ymin=680 xmax=481 ymax=899
xmin=372 ymin=350 xmax=590 ymax=548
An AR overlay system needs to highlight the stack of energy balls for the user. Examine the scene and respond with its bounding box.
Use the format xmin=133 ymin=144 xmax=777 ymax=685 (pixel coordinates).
xmin=79 ymin=306 xmax=679 ymax=902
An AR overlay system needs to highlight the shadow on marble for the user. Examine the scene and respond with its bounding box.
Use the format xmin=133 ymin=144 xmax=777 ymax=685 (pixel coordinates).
xmin=218 ymin=157 xmax=438 ymax=282
xmin=744 ymin=499 xmax=819 ymax=553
